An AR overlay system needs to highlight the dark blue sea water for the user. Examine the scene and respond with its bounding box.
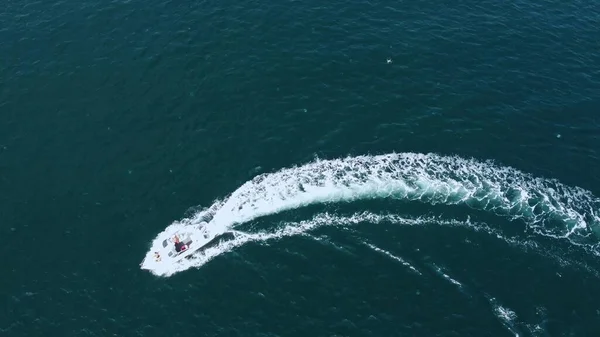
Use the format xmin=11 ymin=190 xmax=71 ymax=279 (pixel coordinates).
xmin=2 ymin=0 xmax=600 ymax=336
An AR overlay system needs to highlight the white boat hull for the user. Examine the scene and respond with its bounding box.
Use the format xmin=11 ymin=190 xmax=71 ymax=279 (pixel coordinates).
xmin=140 ymin=221 xmax=217 ymax=272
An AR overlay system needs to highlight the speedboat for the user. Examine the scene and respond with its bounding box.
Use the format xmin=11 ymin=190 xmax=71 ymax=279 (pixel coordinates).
xmin=140 ymin=221 xmax=217 ymax=271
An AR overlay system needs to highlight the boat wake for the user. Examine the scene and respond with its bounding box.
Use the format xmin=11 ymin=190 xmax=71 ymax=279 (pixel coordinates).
xmin=141 ymin=152 xmax=600 ymax=276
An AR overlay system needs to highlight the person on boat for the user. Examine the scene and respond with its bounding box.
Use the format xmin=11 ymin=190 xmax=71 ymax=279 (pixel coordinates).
xmin=173 ymin=234 xmax=188 ymax=253
xmin=154 ymin=252 xmax=161 ymax=262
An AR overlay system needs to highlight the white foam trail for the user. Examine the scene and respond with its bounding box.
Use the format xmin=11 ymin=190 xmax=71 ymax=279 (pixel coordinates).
xmin=362 ymin=242 xmax=422 ymax=275
xmin=142 ymin=153 xmax=600 ymax=276
xmin=432 ymin=263 xmax=463 ymax=288
xmin=209 ymin=153 xmax=600 ymax=245
xmin=489 ymin=297 xmax=521 ymax=337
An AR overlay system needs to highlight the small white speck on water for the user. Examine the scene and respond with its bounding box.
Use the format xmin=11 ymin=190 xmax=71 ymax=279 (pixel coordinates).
xmin=556 ymin=134 xmax=561 ymax=138
xmin=387 ymin=58 xmax=392 ymax=64
xmin=128 ymin=170 xmax=133 ymax=174
xmin=169 ymin=169 xmax=173 ymax=173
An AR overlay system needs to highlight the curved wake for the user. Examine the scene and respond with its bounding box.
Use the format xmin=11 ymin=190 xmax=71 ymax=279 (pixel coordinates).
xmin=142 ymin=152 xmax=600 ymax=276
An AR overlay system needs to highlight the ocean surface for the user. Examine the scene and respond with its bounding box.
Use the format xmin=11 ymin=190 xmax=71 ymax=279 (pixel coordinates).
xmin=2 ymin=0 xmax=600 ymax=336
